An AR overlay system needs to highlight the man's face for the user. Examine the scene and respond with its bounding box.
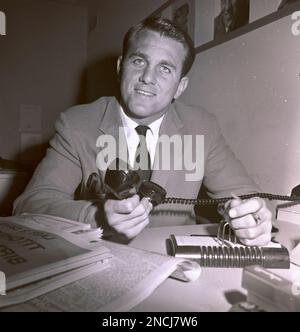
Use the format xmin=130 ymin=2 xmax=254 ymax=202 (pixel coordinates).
xmin=221 ymin=0 xmax=238 ymax=29
xmin=118 ymin=29 xmax=188 ymax=123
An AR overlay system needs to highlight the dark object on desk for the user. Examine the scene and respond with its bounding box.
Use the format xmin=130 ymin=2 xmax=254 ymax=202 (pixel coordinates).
xmin=169 ymin=234 xmax=290 ymax=269
xmin=0 ymin=157 xmax=30 ymax=216
xmin=0 ymin=157 xmax=32 ymax=173
xmin=275 ymin=185 xmax=300 ymax=222
xmin=291 ymin=184 xmax=300 ymax=198
xmin=100 ymin=158 xmax=167 ymax=206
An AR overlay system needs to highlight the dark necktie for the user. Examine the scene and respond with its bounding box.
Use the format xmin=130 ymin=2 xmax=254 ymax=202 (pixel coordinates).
xmin=134 ymin=125 xmax=152 ymax=181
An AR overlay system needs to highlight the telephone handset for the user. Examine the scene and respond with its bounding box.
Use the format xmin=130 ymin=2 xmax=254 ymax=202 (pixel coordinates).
xmin=102 ymin=159 xmax=300 ymax=206
xmin=104 ymin=166 xmax=166 ymax=206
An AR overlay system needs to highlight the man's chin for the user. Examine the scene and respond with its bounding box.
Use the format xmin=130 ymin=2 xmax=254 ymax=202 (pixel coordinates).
xmin=126 ymin=106 xmax=166 ymax=123
xmin=127 ymin=108 xmax=155 ymax=120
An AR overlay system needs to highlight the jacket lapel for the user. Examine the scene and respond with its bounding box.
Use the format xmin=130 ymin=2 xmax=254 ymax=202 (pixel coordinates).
xmin=151 ymin=102 xmax=184 ymax=190
xmin=98 ymin=97 xmax=123 ymax=139
xmin=97 ymin=98 xmax=128 ymax=174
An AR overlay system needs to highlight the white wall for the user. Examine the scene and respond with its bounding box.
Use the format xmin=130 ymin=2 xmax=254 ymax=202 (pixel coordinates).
xmin=0 ymin=0 xmax=87 ymax=164
xmin=182 ymin=14 xmax=300 ymax=194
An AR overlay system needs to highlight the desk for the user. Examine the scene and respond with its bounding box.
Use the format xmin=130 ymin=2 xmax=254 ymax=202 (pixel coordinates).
xmin=129 ymin=221 xmax=298 ymax=312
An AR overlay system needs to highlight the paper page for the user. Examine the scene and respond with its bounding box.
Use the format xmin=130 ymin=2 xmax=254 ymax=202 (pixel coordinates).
xmin=17 ymin=213 xmax=92 ymax=232
xmin=0 ymin=216 xmax=110 ymax=291
xmin=7 ymin=215 xmax=104 ymax=250
xmin=0 ymin=261 xmax=110 ymax=309
xmin=172 ymin=235 xmax=282 ymax=248
xmin=2 ymin=240 xmax=201 ymax=312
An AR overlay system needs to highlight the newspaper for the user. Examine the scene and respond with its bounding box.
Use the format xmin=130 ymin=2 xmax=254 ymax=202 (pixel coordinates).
xmin=0 ymin=215 xmax=201 ymax=312
xmin=1 ymin=241 xmax=200 ymax=312
xmin=0 ymin=214 xmax=111 ymax=308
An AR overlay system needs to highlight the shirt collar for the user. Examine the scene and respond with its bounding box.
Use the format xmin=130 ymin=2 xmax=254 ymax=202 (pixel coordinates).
xmin=119 ymin=106 xmax=165 ymax=137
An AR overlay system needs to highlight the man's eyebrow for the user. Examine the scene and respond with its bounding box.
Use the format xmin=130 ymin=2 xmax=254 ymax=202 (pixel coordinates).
xmin=127 ymin=52 xmax=178 ymax=70
xmin=127 ymin=52 xmax=148 ymax=59
xmin=160 ymin=61 xmax=177 ymax=71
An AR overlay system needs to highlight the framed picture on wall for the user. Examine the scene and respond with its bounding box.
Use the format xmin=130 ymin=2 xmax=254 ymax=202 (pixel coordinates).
xmin=194 ymin=0 xmax=215 ymax=47
xmin=213 ymin=0 xmax=250 ymax=40
xmin=250 ymin=0 xmax=300 ymax=23
xmin=149 ymin=0 xmax=300 ymax=53
xmin=149 ymin=0 xmax=196 ymax=43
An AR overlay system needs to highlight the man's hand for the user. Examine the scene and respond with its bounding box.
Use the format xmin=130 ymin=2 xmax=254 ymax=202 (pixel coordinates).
xmin=104 ymin=194 xmax=152 ymax=240
xmin=225 ymin=197 xmax=272 ymax=246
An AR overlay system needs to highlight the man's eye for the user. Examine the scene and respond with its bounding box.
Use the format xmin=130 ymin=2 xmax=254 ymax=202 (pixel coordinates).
xmin=133 ymin=58 xmax=145 ymax=66
xmin=160 ymin=66 xmax=171 ymax=74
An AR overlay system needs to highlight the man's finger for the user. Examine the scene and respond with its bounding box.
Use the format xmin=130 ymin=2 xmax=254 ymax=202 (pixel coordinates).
xmin=229 ymin=197 xmax=264 ymax=219
xmin=124 ymin=218 xmax=150 ymax=239
xmin=234 ymin=220 xmax=271 ymax=240
xmin=239 ymin=233 xmax=272 ymax=246
xmin=108 ymin=194 xmax=140 ymax=214
xmin=114 ymin=208 xmax=150 ymax=230
xmin=230 ymin=214 xmax=257 ymax=230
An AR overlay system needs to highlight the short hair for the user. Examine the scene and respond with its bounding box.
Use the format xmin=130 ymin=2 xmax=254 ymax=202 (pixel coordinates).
xmin=122 ymin=17 xmax=195 ymax=77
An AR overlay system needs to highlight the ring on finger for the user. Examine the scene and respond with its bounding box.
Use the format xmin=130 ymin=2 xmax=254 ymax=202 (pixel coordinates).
xmin=252 ymin=213 xmax=261 ymax=223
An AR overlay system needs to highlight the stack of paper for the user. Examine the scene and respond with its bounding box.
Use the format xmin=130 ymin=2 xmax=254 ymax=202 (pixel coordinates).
xmin=0 ymin=214 xmax=202 ymax=312
xmin=0 ymin=213 xmax=112 ymax=308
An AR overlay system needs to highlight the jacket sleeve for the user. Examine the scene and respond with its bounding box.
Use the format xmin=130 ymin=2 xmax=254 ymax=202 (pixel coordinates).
xmin=13 ymin=113 xmax=99 ymax=226
xmin=203 ymin=115 xmax=259 ymax=198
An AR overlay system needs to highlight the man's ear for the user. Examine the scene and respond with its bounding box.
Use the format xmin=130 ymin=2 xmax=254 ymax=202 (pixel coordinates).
xmin=174 ymin=76 xmax=189 ymax=100
xmin=117 ymin=56 xmax=123 ymax=77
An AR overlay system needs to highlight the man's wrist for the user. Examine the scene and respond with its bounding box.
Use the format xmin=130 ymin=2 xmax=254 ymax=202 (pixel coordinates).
xmin=82 ymin=203 xmax=99 ymax=228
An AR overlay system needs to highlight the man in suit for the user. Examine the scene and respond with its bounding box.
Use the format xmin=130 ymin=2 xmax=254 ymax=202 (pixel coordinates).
xmin=214 ymin=0 xmax=250 ymax=39
xmin=14 ymin=17 xmax=272 ymax=246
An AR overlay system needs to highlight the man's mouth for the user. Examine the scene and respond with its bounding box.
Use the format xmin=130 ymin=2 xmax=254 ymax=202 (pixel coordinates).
xmin=135 ymin=89 xmax=156 ymax=97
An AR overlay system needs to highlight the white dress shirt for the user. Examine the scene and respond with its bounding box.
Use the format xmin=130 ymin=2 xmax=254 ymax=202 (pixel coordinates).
xmin=119 ymin=107 xmax=165 ymax=168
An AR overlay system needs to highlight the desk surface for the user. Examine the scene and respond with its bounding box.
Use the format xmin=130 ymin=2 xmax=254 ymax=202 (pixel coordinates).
xmin=129 ymin=221 xmax=299 ymax=312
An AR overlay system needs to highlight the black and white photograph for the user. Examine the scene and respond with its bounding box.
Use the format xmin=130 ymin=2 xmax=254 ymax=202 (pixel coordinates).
xmin=151 ymin=0 xmax=195 ymax=43
xmin=278 ymin=0 xmax=300 ymax=10
xmin=172 ymin=0 xmax=195 ymax=40
xmin=1 ymin=0 xmax=300 ymax=316
xmin=213 ymin=0 xmax=250 ymax=39
xmin=250 ymin=0 xmax=300 ymax=24
xmin=194 ymin=0 xmax=215 ymax=47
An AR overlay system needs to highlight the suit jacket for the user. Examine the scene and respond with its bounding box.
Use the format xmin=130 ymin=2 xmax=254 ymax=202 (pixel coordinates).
xmin=214 ymin=14 xmax=234 ymax=40
xmin=13 ymin=96 xmax=258 ymax=227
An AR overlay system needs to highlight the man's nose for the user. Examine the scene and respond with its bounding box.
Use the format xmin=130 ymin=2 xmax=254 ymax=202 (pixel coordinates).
xmin=139 ymin=65 xmax=156 ymax=85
